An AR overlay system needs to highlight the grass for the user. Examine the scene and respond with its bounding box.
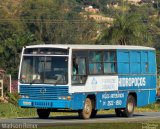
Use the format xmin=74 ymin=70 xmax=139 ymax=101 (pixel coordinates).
xmin=37 ymin=123 xmax=143 ymax=129
xmin=0 ymin=102 xmax=160 ymax=118
xmin=135 ymin=102 xmax=160 ymax=112
xmin=0 ymin=103 xmax=36 ymax=118
xmin=0 ymin=102 xmax=160 ymax=129
xmin=0 ymin=103 xmax=79 ymax=118
xmin=2 ymin=122 xmax=160 ymax=129
xmin=39 ymin=122 xmax=160 ymax=129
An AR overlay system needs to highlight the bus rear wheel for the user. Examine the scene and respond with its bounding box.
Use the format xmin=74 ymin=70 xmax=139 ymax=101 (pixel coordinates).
xmin=78 ymin=98 xmax=92 ymax=119
xmin=123 ymin=95 xmax=136 ymax=117
xmin=115 ymin=108 xmax=123 ymax=117
xmin=37 ymin=109 xmax=50 ymax=119
xmin=91 ymin=109 xmax=97 ymax=118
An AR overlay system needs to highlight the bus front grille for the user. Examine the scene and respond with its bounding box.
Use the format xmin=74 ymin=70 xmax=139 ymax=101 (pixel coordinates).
xmin=20 ymin=85 xmax=69 ymax=100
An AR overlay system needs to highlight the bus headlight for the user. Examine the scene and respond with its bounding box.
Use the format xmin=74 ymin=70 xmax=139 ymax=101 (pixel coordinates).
xmin=20 ymin=95 xmax=29 ymax=99
xmin=58 ymin=96 xmax=71 ymax=100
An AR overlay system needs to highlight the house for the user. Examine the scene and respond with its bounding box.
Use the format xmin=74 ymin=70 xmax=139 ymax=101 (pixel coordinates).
xmin=87 ymin=15 xmax=113 ymax=23
xmin=84 ymin=6 xmax=99 ymax=13
xmin=127 ymin=0 xmax=141 ymax=2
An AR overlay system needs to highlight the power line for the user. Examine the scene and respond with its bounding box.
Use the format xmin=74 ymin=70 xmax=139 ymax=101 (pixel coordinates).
xmin=0 ymin=19 xmax=95 ymax=23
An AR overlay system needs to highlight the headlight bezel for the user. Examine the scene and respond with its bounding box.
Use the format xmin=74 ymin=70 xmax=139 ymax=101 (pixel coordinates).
xmin=20 ymin=95 xmax=29 ymax=99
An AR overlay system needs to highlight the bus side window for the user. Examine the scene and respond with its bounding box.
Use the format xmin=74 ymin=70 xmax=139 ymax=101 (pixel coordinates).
xmin=89 ymin=51 xmax=102 ymax=74
xmin=104 ymin=51 xmax=117 ymax=74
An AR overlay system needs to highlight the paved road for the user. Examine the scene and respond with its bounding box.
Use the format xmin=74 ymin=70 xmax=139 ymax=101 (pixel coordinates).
xmin=0 ymin=112 xmax=160 ymax=126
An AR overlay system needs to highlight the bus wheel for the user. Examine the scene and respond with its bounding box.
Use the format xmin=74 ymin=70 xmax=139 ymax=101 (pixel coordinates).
xmin=123 ymin=95 xmax=136 ymax=117
xmin=78 ymin=98 xmax=92 ymax=119
xmin=91 ymin=109 xmax=97 ymax=118
xmin=115 ymin=108 xmax=123 ymax=117
xmin=37 ymin=109 xmax=50 ymax=119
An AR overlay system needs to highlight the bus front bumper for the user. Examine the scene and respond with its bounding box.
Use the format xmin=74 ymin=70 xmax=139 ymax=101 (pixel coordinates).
xmin=18 ymin=99 xmax=71 ymax=109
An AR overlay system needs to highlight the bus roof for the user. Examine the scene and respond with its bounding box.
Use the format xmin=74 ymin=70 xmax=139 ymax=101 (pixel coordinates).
xmin=25 ymin=44 xmax=155 ymax=50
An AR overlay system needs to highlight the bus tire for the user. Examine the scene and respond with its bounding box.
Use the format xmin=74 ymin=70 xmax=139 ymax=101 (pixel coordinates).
xmin=78 ymin=98 xmax=92 ymax=119
xmin=37 ymin=109 xmax=50 ymax=119
xmin=123 ymin=95 xmax=136 ymax=117
xmin=91 ymin=109 xmax=97 ymax=118
xmin=115 ymin=108 xmax=123 ymax=117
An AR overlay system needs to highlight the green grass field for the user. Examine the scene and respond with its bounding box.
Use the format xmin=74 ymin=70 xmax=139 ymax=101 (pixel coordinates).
xmin=2 ymin=122 xmax=160 ymax=129
xmin=37 ymin=122 xmax=160 ymax=129
xmin=0 ymin=102 xmax=160 ymax=118
xmin=0 ymin=102 xmax=160 ymax=129
xmin=35 ymin=123 xmax=145 ymax=129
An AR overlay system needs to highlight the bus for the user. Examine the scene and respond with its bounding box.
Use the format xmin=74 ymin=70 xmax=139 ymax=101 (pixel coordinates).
xmin=18 ymin=44 xmax=157 ymax=119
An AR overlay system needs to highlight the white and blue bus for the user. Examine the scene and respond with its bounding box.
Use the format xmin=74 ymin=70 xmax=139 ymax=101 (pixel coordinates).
xmin=18 ymin=44 xmax=157 ymax=119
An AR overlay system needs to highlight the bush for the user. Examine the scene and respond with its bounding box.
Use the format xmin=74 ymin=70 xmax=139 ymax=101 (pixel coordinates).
xmin=11 ymin=80 xmax=18 ymax=93
xmin=2 ymin=75 xmax=18 ymax=96
xmin=6 ymin=92 xmax=19 ymax=106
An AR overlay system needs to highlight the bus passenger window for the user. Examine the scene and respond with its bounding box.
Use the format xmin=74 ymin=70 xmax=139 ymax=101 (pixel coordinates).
xmin=89 ymin=63 xmax=102 ymax=74
xmin=89 ymin=51 xmax=102 ymax=74
xmin=104 ymin=51 xmax=117 ymax=74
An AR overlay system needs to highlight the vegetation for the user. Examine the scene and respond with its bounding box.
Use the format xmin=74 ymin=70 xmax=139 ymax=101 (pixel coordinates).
xmin=0 ymin=103 xmax=36 ymax=118
xmin=27 ymin=123 xmax=141 ymax=129
xmin=0 ymin=92 xmax=160 ymax=118
xmin=25 ymin=122 xmax=160 ymax=129
xmin=0 ymin=0 xmax=160 ymax=78
xmin=0 ymin=93 xmax=160 ymax=129
xmin=157 ymin=50 xmax=160 ymax=74
xmin=97 ymin=12 xmax=151 ymax=45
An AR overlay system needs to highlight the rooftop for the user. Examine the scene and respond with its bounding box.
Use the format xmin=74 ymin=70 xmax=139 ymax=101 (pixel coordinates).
xmin=25 ymin=44 xmax=155 ymax=50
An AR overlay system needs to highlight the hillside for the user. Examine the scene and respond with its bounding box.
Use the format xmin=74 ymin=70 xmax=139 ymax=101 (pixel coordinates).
xmin=0 ymin=0 xmax=160 ymax=77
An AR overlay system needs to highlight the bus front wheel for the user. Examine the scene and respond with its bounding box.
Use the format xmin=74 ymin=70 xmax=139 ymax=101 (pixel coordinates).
xmin=78 ymin=98 xmax=92 ymax=119
xmin=37 ymin=109 xmax=50 ymax=119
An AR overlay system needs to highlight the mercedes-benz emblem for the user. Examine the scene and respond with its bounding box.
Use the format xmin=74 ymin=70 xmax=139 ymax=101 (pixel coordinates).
xmin=40 ymin=88 xmax=46 ymax=94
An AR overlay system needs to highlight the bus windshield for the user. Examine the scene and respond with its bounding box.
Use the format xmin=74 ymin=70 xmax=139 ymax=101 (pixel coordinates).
xmin=20 ymin=56 xmax=68 ymax=84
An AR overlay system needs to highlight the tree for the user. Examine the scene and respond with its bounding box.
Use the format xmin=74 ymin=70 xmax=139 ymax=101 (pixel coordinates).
xmin=21 ymin=0 xmax=97 ymax=44
xmin=97 ymin=12 xmax=152 ymax=46
xmin=0 ymin=33 xmax=36 ymax=78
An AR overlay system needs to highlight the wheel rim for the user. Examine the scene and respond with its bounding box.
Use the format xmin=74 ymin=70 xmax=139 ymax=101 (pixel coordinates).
xmin=84 ymin=100 xmax=91 ymax=115
xmin=128 ymin=102 xmax=134 ymax=113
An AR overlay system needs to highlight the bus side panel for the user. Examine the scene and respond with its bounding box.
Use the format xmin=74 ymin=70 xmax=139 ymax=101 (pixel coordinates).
xmin=70 ymin=49 xmax=157 ymax=110
xmin=149 ymin=90 xmax=156 ymax=104
xmin=71 ymin=91 xmax=128 ymax=110
xmin=118 ymin=75 xmax=156 ymax=90
xmin=96 ymin=91 xmax=128 ymax=110
xmin=117 ymin=49 xmax=156 ymax=107
xmin=96 ymin=90 xmax=156 ymax=110
xmin=148 ymin=51 xmax=156 ymax=74
xmin=71 ymin=93 xmax=86 ymax=110
xmin=148 ymin=75 xmax=156 ymax=89
xmin=136 ymin=90 xmax=150 ymax=107
xmin=118 ymin=75 xmax=156 ymax=107
xmin=137 ymin=90 xmax=156 ymax=107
